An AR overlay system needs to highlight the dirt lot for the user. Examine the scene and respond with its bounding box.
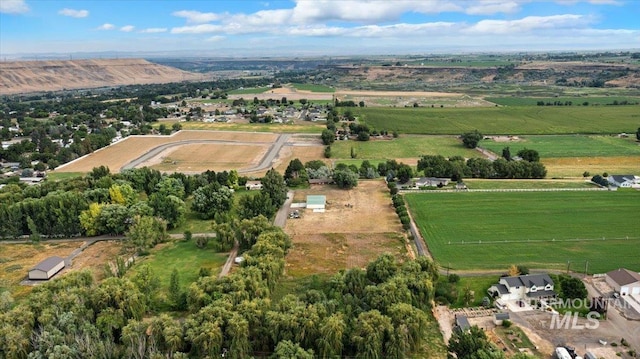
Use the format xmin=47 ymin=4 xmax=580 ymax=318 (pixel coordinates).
xmin=284 ymin=180 xmax=408 ymax=277
xmin=144 ymin=143 xmax=269 ymax=173
xmin=229 ymin=87 xmax=332 ymax=101
xmin=69 ymin=240 xmax=126 ymax=281
xmin=54 ymin=130 xmax=278 ymax=173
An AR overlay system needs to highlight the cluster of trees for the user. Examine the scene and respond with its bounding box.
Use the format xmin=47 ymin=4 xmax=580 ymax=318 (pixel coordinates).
xmin=391 ymin=192 xmax=411 ymax=230
xmin=552 ymin=274 xmax=588 ymax=300
xmin=418 ymin=154 xmax=547 ymax=180
xmin=448 ymin=326 xmax=536 ymax=359
xmin=591 ymin=174 xmax=610 ymax=187
xmin=237 ymin=168 xmax=288 ymax=220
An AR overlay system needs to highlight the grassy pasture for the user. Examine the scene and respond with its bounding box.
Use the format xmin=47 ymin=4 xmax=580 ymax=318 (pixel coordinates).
xmin=479 ymin=135 xmax=640 ymax=158
xmin=463 ymin=179 xmax=598 ymax=190
xmin=356 ymin=106 xmax=640 ymax=135
xmin=486 ymin=97 xmax=640 ymax=106
xmin=405 ymin=191 xmax=640 ymax=273
xmin=543 ymin=156 xmax=640 ymax=178
xmin=290 ymin=83 xmax=335 ymax=93
xmin=331 ymin=136 xmax=481 ymax=159
xmin=227 ymin=87 xmax=270 ymax=95
xmin=128 ymin=240 xmax=227 ymax=293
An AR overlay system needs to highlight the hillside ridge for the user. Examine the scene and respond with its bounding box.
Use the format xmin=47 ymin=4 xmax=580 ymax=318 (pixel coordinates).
xmin=0 ymin=58 xmax=201 ymax=95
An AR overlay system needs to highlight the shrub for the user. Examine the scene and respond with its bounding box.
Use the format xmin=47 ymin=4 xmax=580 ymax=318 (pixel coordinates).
xmin=448 ymin=274 xmax=460 ymax=283
xmin=502 ymin=320 xmax=512 ymax=328
xmin=184 ymin=230 xmax=192 ymax=241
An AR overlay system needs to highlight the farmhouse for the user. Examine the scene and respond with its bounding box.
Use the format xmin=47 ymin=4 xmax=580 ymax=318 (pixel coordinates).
xmin=415 ymin=177 xmax=449 ymax=187
xmin=607 ymin=174 xmax=639 ymax=188
xmin=306 ymin=195 xmax=326 ymax=212
xmin=488 ymin=273 xmax=556 ymax=301
xmin=606 ymin=268 xmax=640 ymax=296
xmin=245 ymin=180 xmax=263 ymax=190
xmin=29 ymin=256 xmax=65 ymax=280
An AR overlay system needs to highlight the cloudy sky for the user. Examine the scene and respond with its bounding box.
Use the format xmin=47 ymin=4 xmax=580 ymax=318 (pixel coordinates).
xmin=0 ymin=0 xmax=638 ymax=57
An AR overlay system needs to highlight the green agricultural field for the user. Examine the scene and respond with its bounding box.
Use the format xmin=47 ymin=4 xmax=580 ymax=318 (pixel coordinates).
xmin=463 ymin=179 xmax=598 ymax=190
xmin=129 ymin=240 xmax=227 ymax=293
xmin=479 ymin=135 xmax=640 ymax=158
xmin=405 ymin=191 xmax=640 ymax=273
xmin=331 ymin=136 xmax=481 ymax=159
xmin=485 ymin=97 xmax=640 ymax=106
xmin=290 ymin=83 xmax=335 ymax=93
xmin=356 ymin=106 xmax=640 ymax=135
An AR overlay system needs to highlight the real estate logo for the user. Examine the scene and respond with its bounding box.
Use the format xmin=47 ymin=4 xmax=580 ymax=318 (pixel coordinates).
xmin=546 ymin=297 xmax=629 ymax=330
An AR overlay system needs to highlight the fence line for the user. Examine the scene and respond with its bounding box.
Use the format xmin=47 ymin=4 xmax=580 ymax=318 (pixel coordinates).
xmin=446 ymin=236 xmax=638 ymax=245
xmin=401 ymin=187 xmax=607 ymax=193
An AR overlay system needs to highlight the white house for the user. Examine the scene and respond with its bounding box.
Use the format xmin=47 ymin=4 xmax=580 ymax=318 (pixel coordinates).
xmin=29 ymin=256 xmax=65 ymax=280
xmin=488 ymin=273 xmax=556 ymax=301
xmin=306 ymin=195 xmax=326 ymax=212
xmin=607 ymin=174 xmax=639 ymax=188
xmin=245 ymin=181 xmax=263 ymax=190
xmin=415 ymin=177 xmax=449 ymax=187
xmin=606 ymin=268 xmax=640 ymax=296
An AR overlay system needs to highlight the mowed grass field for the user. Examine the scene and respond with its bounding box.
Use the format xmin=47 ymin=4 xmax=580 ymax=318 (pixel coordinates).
xmin=405 ymin=191 xmax=640 ymax=273
xmin=331 ymin=135 xmax=482 ymax=159
xmin=290 ymin=83 xmax=335 ymax=93
xmin=356 ymin=106 xmax=639 ymax=135
xmin=479 ymin=135 xmax=640 ymax=158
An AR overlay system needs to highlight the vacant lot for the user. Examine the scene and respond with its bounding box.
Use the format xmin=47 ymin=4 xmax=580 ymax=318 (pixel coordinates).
xmin=480 ymin=135 xmax=640 ymax=158
xmin=273 ymin=144 xmax=326 ymax=175
xmin=284 ymin=181 xmax=407 ymax=277
xmin=332 ymin=135 xmax=482 ymax=160
xmin=405 ymin=191 xmax=640 ymax=273
xmin=146 ymin=143 xmax=268 ymax=173
xmin=356 ymin=106 xmax=640 ymax=135
xmin=55 ymin=130 xmax=277 ymax=173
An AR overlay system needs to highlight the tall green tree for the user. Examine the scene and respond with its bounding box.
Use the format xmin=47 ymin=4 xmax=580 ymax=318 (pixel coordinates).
xmin=461 ymin=130 xmax=483 ymax=149
xmin=191 ymin=183 xmax=234 ymax=219
xmin=284 ymin=159 xmax=309 ymax=187
xmin=261 ymin=168 xmax=287 ymax=207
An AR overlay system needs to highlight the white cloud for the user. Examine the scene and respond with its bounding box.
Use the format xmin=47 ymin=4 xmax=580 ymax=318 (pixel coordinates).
xmin=466 ymin=14 xmax=590 ymax=34
xmin=140 ymin=27 xmax=168 ymax=33
xmin=206 ymin=36 xmax=225 ymax=42
xmin=58 ymin=8 xmax=89 ymax=18
xmin=171 ymin=24 xmax=222 ymax=34
xmin=465 ymin=0 xmax=522 ymax=15
xmin=0 ymin=0 xmax=29 ymax=14
xmin=96 ymin=23 xmax=115 ymax=31
xmin=120 ymin=25 xmax=135 ymax=32
xmin=172 ymin=10 xmax=222 ymax=24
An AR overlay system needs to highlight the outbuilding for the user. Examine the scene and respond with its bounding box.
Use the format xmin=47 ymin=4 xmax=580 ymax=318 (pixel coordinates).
xmin=29 ymin=256 xmax=65 ymax=280
xmin=306 ymin=195 xmax=326 ymax=212
xmin=606 ymin=268 xmax=640 ymax=296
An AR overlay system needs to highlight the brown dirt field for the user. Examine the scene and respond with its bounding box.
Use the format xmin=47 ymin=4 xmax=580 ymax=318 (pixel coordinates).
xmin=229 ymin=86 xmax=332 ymax=101
xmin=336 ymin=90 xmax=459 ymax=97
xmin=0 ymin=241 xmax=82 ymax=297
xmin=68 ymin=240 xmax=127 ymax=281
xmin=284 ymin=180 xmax=408 ymax=277
xmin=272 ymin=145 xmax=326 ymax=174
xmin=54 ymin=130 xmax=278 ymax=173
xmin=543 ymin=156 xmax=640 ymax=178
xmin=147 ymin=143 xmax=269 ymax=173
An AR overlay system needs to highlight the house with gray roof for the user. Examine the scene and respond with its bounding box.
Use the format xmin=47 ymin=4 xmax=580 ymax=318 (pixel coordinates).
xmin=606 ymin=268 xmax=640 ymax=296
xmin=488 ymin=273 xmax=556 ymax=302
xmin=29 ymin=256 xmax=65 ymax=280
xmin=607 ymin=174 xmax=639 ymax=188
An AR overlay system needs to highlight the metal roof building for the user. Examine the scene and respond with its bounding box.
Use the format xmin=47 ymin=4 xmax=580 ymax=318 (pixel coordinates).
xmin=29 ymin=256 xmax=65 ymax=280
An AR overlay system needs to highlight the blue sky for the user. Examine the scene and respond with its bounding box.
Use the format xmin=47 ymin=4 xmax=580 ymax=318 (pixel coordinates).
xmin=1 ymin=0 xmax=639 ymax=57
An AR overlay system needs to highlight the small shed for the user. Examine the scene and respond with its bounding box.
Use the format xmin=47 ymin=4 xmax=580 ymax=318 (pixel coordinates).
xmin=29 ymin=256 xmax=65 ymax=280
xmin=454 ymin=314 xmax=471 ymax=333
xmin=494 ymin=312 xmax=510 ymax=325
xmin=306 ymin=195 xmax=326 ymax=212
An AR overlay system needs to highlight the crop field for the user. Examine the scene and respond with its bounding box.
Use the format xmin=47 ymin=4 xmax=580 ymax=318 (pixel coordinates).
xmin=356 ymin=106 xmax=640 ymax=135
xmin=290 ymin=83 xmax=335 ymax=93
xmin=479 ymin=135 xmax=640 ymax=158
xmin=54 ymin=130 xmax=278 ymax=173
xmin=284 ymin=181 xmax=407 ymax=278
xmin=462 ymin=179 xmax=597 ymax=190
xmin=405 ymin=191 xmax=640 ymax=273
xmin=227 ymin=87 xmax=271 ymax=95
xmin=336 ymin=90 xmax=494 ymax=108
xmin=485 ymin=97 xmax=640 ymax=106
xmin=543 ymin=156 xmax=640 ymax=178
xmin=331 ymin=135 xmax=482 ymax=160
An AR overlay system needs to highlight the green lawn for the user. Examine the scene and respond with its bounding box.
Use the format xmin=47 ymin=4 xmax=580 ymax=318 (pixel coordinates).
xmin=290 ymin=83 xmax=335 ymax=93
xmin=168 ymin=199 xmax=214 ymax=234
xmin=405 ymin=191 xmax=640 ymax=273
xmin=479 ymin=135 xmax=640 ymax=158
xmin=463 ymin=179 xmax=597 ymax=190
xmin=47 ymin=171 xmax=86 ymax=180
xmin=129 ymin=240 xmax=227 ymax=293
xmin=356 ymin=106 xmax=640 ymax=135
xmin=485 ymin=97 xmax=640 ymax=106
xmin=227 ymin=87 xmax=271 ymax=95
xmin=331 ymin=136 xmax=481 ymax=159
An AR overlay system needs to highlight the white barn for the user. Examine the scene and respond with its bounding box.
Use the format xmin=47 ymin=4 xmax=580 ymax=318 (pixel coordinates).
xmin=29 ymin=256 xmax=65 ymax=280
xmin=606 ymin=268 xmax=640 ymax=296
xmin=306 ymin=195 xmax=326 ymax=212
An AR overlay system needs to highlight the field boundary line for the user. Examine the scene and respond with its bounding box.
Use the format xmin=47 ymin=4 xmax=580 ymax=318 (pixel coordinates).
xmin=445 ymin=236 xmax=639 ymax=245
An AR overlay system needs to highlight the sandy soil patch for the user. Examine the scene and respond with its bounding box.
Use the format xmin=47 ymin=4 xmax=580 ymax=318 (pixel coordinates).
xmin=54 ymin=130 xmax=278 ymax=173
xmin=543 ymin=156 xmax=640 ymax=178
xmin=0 ymin=241 xmax=83 ymax=297
xmin=147 ymin=143 xmax=269 ymax=173
xmin=487 ymin=135 xmax=521 ymax=142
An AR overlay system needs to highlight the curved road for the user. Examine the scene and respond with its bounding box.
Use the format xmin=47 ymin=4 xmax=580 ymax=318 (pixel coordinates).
xmin=120 ymin=134 xmax=291 ymax=174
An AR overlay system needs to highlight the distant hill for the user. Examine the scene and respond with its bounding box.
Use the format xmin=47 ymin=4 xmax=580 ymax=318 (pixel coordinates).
xmin=0 ymin=58 xmax=202 ymax=95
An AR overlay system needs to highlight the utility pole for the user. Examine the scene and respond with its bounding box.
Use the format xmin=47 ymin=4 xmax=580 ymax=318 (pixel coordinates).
xmin=566 ymin=260 xmax=571 ymax=274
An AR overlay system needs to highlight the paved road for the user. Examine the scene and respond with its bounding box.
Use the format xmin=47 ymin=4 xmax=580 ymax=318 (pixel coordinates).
xmin=239 ymin=133 xmax=291 ymax=174
xmin=273 ymin=191 xmax=295 ymax=228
